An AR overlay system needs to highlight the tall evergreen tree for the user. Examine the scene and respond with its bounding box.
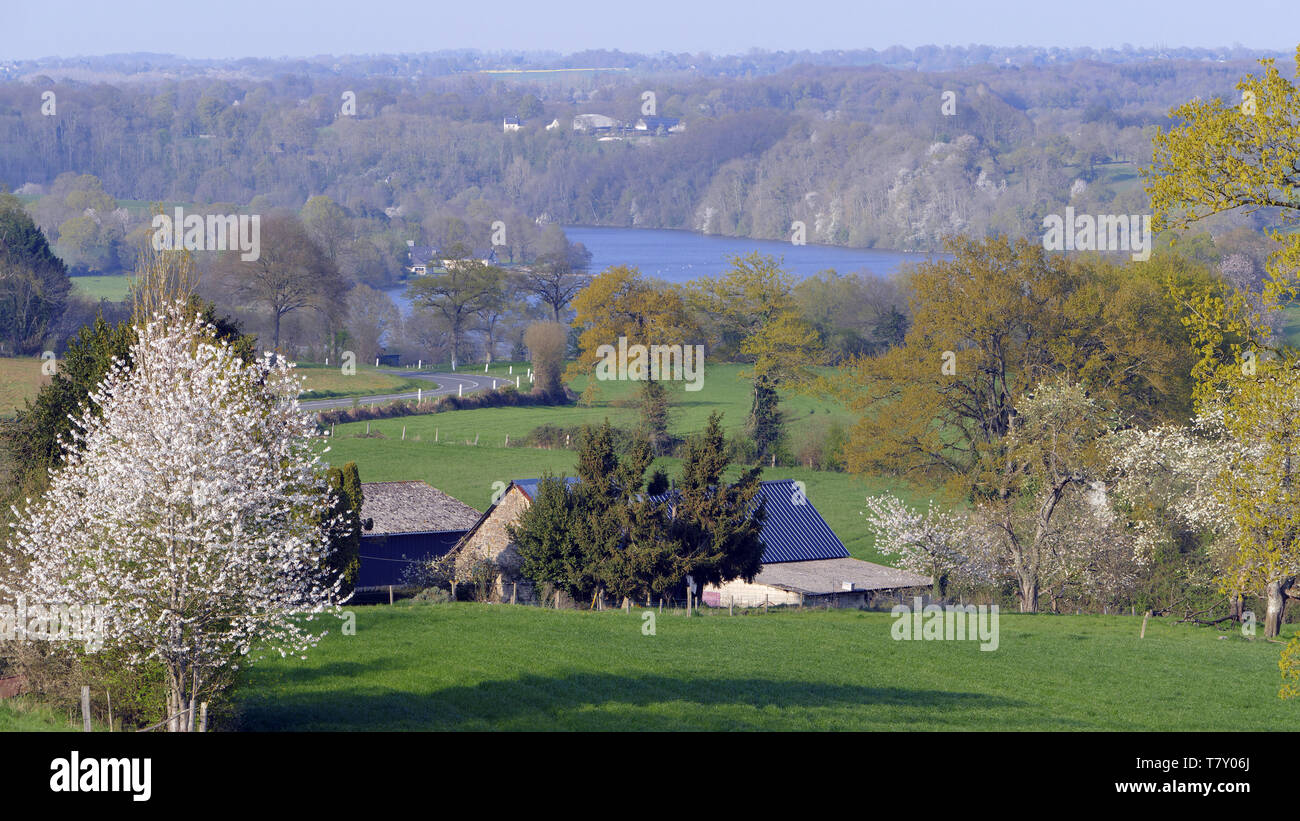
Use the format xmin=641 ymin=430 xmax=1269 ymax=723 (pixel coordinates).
xmin=322 ymin=461 xmax=364 ymax=596
xmin=669 ymin=412 xmax=767 ymax=592
xmin=0 ymin=192 xmax=71 ymax=355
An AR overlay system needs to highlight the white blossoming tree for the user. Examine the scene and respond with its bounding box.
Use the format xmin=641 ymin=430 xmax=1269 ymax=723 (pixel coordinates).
xmin=1108 ymin=381 xmax=1300 ymax=638
xmin=976 ymin=378 xmax=1124 ymax=612
xmin=4 ymin=305 xmax=343 ymax=731
xmin=862 ymin=494 xmax=994 ymax=597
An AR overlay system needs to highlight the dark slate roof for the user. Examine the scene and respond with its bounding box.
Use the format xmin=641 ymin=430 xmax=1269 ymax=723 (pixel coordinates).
xmin=510 ymin=477 xmax=848 ymax=564
xmin=360 ymin=481 xmax=482 ymax=536
xmin=408 ymin=245 xmax=438 ymax=266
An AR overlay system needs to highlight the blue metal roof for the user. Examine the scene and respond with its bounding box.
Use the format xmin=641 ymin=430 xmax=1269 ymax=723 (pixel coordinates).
xmin=750 ymin=479 xmax=850 ymax=563
xmin=512 ymin=477 xmax=580 ymax=501
xmin=510 ymin=477 xmax=847 ymax=564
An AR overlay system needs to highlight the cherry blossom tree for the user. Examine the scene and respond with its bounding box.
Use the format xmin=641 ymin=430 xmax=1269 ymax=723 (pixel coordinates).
xmin=1107 ymin=384 xmax=1300 ymax=638
xmin=4 ymin=304 xmax=344 ymax=730
xmin=862 ymin=494 xmax=993 ymax=597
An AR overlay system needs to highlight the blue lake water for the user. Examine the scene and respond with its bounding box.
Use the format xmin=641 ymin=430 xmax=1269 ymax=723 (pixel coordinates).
xmin=387 ymin=226 xmax=942 ymax=313
xmin=562 ymin=226 xmax=940 ymax=283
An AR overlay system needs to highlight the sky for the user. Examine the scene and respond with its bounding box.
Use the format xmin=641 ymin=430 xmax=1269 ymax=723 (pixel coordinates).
xmin=3 ymin=0 xmax=1298 ymax=60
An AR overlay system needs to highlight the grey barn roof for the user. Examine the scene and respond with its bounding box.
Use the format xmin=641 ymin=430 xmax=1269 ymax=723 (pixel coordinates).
xmin=512 ymin=477 xmax=850 ymax=564
xmin=752 ymin=557 xmax=931 ymax=594
xmin=360 ymin=481 xmax=482 ymax=536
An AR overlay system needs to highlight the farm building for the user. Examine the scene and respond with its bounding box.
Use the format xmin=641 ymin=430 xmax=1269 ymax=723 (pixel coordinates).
xmin=357 ymin=481 xmax=482 ymax=590
xmin=450 ymin=477 xmax=929 ymax=608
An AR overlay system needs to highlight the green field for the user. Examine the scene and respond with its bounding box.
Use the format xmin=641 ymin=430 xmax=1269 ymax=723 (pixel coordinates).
xmin=0 ymin=356 xmax=49 ymax=418
xmin=70 ymin=274 xmax=133 ymax=302
xmin=296 ymin=363 xmax=430 ymax=400
xmin=321 ymin=363 xmax=934 ymax=561
xmin=0 ymin=698 xmax=102 ymax=732
xmin=234 ymin=604 xmax=1298 ymax=731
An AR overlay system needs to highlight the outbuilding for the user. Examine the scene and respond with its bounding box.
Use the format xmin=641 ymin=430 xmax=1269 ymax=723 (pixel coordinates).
xmin=357 ymin=481 xmax=482 ymax=590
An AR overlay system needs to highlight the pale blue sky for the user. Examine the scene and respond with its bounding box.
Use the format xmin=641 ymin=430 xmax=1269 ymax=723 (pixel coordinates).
xmin=3 ymin=0 xmax=1298 ymax=60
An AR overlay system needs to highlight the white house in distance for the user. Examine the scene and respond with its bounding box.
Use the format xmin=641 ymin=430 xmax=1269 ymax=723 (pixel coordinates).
xmin=405 ymin=241 xmax=438 ymax=275
xmin=503 ymin=116 xmax=522 ymax=132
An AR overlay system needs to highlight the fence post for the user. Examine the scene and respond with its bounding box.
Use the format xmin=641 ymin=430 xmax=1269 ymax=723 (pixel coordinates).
xmin=388 ymin=585 xmax=394 ymax=605
xmin=81 ymin=686 xmax=91 ymax=732
xmin=511 ymin=583 xmax=517 ymax=605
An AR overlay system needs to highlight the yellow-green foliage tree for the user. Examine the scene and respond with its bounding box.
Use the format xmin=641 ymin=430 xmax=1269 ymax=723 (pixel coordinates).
xmin=829 ymin=235 xmax=1203 ymax=497
xmin=567 ymin=266 xmax=697 ymax=448
xmin=687 ymin=253 xmax=822 ymax=460
xmin=1144 ymin=48 xmax=1300 ymax=654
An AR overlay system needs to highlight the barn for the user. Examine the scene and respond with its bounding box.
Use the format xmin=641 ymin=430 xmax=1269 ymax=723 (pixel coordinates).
xmin=694 ymin=479 xmax=931 ymax=608
xmin=451 ymin=477 xmax=929 ymax=608
xmin=357 ymin=481 xmax=482 ymax=591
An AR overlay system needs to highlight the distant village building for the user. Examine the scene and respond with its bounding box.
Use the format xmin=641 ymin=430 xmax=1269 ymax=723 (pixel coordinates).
xmin=503 ymin=116 xmax=522 ymax=132
xmin=405 ymin=240 xmax=439 ymax=275
xmin=545 ymin=118 xmax=560 ymax=131
xmin=572 ymin=113 xmax=621 ymax=132
xmin=449 ymin=478 xmax=929 ymax=608
xmin=635 ymin=116 xmax=683 ymax=134
xmin=358 ymin=481 xmax=482 ymax=590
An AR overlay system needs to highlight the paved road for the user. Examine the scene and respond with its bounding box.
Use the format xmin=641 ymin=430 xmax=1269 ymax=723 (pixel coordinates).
xmin=299 ymin=369 xmax=514 ymax=411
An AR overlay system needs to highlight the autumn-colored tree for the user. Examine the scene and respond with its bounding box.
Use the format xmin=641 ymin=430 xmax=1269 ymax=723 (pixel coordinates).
xmin=830 ymin=236 xmax=1203 ymax=495
xmin=524 ymin=321 xmax=568 ymax=400
xmin=567 ymin=265 xmax=697 ymax=447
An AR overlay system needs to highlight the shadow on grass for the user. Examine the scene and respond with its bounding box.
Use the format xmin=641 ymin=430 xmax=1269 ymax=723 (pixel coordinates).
xmin=236 ymin=668 xmax=1029 ymax=731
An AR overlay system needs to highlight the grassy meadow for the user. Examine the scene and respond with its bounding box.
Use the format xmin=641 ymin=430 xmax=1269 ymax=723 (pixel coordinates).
xmin=296 ymin=363 xmax=431 ymax=400
xmin=320 ymin=363 xmax=938 ymax=561
xmin=0 ymin=356 xmax=50 ymax=418
xmin=69 ymin=274 xmax=132 ymax=302
xmin=235 ymin=604 xmax=1298 ymax=732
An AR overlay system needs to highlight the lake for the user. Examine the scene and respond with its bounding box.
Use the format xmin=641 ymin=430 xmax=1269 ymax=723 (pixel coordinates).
xmin=562 ymin=226 xmax=940 ymax=283
xmin=386 ymin=226 xmax=942 ymax=313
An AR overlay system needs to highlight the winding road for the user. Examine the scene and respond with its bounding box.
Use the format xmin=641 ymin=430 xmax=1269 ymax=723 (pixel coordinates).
xmin=299 ymin=369 xmax=511 ymax=411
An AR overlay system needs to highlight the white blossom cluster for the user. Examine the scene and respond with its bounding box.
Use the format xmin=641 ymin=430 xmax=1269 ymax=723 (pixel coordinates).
xmin=1104 ymin=412 xmax=1244 ymax=566
xmin=862 ymin=493 xmax=998 ymax=585
xmin=3 ymin=306 xmax=345 ymax=695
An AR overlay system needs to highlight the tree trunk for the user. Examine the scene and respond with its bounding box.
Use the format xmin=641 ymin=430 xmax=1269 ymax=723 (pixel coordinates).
xmin=1017 ymin=574 xmax=1038 ymax=613
xmin=165 ymin=666 xmax=186 ymax=732
xmin=1264 ymin=576 xmax=1295 ymax=639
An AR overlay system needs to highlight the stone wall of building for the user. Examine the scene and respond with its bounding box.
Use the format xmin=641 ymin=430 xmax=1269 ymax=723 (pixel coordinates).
xmin=455 ymin=486 xmax=537 ymax=604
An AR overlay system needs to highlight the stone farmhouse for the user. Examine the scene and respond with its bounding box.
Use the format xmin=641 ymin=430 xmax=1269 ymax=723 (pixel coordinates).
xmin=450 ymin=477 xmax=929 ymax=608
